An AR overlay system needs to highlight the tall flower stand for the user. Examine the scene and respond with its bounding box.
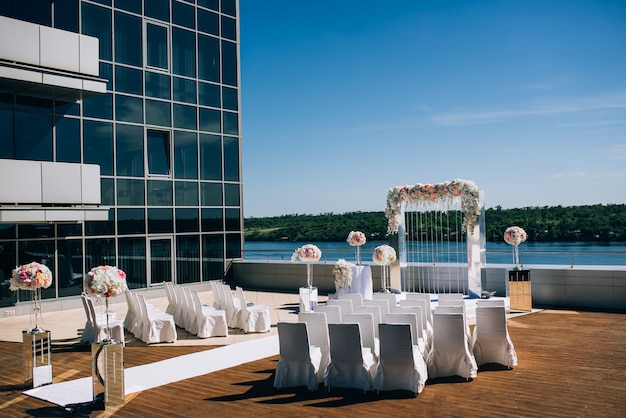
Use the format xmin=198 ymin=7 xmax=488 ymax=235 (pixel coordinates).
xmin=22 ymin=329 xmax=52 ymax=388
xmin=92 ymin=341 xmax=125 ymax=408
xmin=299 ymin=286 xmax=318 ymax=312
xmin=507 ymin=269 xmax=532 ymax=312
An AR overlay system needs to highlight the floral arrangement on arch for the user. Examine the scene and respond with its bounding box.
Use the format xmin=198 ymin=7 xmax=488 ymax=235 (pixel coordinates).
xmin=10 ymin=262 xmax=53 ymax=291
xmin=291 ymin=244 xmax=322 ymax=263
xmin=372 ymin=244 xmax=397 ymax=266
xmin=385 ymin=179 xmax=480 ymax=235
xmin=346 ymin=231 xmax=366 ymax=247
xmin=504 ymin=226 xmax=527 ymax=246
xmin=86 ymin=265 xmax=128 ymax=299
xmin=333 ymin=259 xmax=355 ymax=291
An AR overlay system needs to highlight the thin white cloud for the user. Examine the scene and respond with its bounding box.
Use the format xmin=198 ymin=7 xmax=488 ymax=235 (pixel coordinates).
xmin=431 ymin=92 xmax=626 ymax=126
xmin=553 ymin=170 xmax=626 ymax=179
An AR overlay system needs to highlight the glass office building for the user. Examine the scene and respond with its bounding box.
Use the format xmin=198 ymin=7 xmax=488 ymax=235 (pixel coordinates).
xmin=0 ymin=0 xmax=242 ymax=309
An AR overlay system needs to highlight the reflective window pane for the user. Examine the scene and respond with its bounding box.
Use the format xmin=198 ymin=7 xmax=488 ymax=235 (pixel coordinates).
xmin=174 ymin=131 xmax=198 ymax=179
xmin=198 ymin=0 xmax=219 ymax=11
xmin=118 ymin=237 xmax=146 ymax=289
xmin=83 ymin=93 xmax=113 ymax=120
xmin=221 ymin=0 xmax=237 ymax=17
xmin=147 ymin=180 xmax=173 ymax=206
xmin=222 ymin=87 xmax=237 ymax=111
xmin=116 ymin=124 xmax=144 ymax=176
xmin=221 ymin=15 xmax=236 ymax=41
xmin=173 ymin=104 xmax=197 ymax=129
xmin=224 ymin=183 xmax=240 ymax=206
xmin=198 ymin=35 xmax=219 ymax=82
xmin=55 ymin=116 xmax=80 ymax=163
xmin=57 ymin=240 xmax=83 ymax=297
xmin=114 ymin=11 xmax=142 ymax=66
xmin=198 ymin=82 xmax=220 ymax=108
xmin=85 ymin=209 xmax=115 ymax=236
xmin=223 ymin=136 xmax=239 ymax=181
xmin=145 ymin=0 xmax=170 ymax=22
xmin=172 ymin=28 xmax=196 ymax=77
xmin=176 ymin=208 xmax=199 ymax=233
xmin=0 ymin=108 xmax=13 ymax=158
xmin=199 ymin=108 xmax=220 ymax=133
xmin=176 ymin=235 xmax=200 ymax=283
xmin=83 ymin=121 xmax=113 ymax=175
xmin=85 ymin=238 xmax=116 ymax=277
xmin=101 ymin=178 xmax=115 ymax=205
xmin=223 ymin=111 xmax=238 ymax=135
xmin=146 ymin=72 xmax=171 ymax=99
xmin=115 ymin=94 xmax=143 ymax=124
xmin=148 ymin=208 xmax=173 ymax=233
xmin=225 ymin=208 xmax=240 ymax=231
xmin=199 ymin=134 xmax=221 ymax=180
xmin=145 ymin=99 xmax=171 ymax=127
xmin=115 ymin=0 xmax=142 ymax=14
xmin=15 ymin=112 xmax=52 ymax=161
xmin=146 ymin=23 xmax=169 ymax=70
xmin=226 ymin=233 xmax=241 ymax=259
xmin=221 ymin=40 xmax=238 ymax=86
xmin=203 ymin=234 xmax=224 ymax=280
xmin=172 ymin=1 xmax=195 ymax=29
xmin=201 ymin=208 xmax=222 ymax=231
xmin=147 ymin=130 xmax=171 ymax=175
xmin=117 ymin=208 xmax=146 ymax=234
xmin=200 ymin=182 xmax=222 ymax=206
xmin=197 ymin=9 xmax=218 ymax=35
xmin=117 ymin=179 xmax=145 ymax=205
xmin=173 ymin=77 xmax=197 ymax=104
xmin=176 ymin=181 xmax=199 ymax=206
xmin=115 ymin=66 xmax=143 ymax=95
xmin=82 ymin=3 xmax=112 ymax=61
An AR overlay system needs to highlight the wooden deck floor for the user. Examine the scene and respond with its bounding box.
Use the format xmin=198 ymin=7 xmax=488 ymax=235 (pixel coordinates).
xmin=1 ymin=309 xmax=625 ymax=417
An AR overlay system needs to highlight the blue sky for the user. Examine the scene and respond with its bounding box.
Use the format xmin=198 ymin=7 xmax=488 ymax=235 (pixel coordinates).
xmin=239 ymin=0 xmax=626 ymax=218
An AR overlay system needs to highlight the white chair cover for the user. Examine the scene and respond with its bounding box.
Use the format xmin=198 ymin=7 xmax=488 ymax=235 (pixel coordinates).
xmin=221 ymin=283 xmax=242 ymax=328
xmin=393 ymin=305 xmax=429 ymax=352
xmin=123 ymin=290 xmax=136 ymax=334
xmin=427 ymin=312 xmax=477 ymax=380
xmin=399 ymin=298 xmax=433 ymax=346
xmin=353 ymin=305 xmax=382 ymax=338
xmin=405 ymin=293 xmax=433 ymax=326
xmin=325 ymin=323 xmax=377 ymax=393
xmin=298 ymin=311 xmax=330 ymax=374
xmin=343 ymin=312 xmax=379 ymax=360
xmin=191 ymin=290 xmax=228 ymax=338
xmin=80 ymin=293 xmax=96 ymax=344
xmin=170 ymin=284 xmax=186 ymax=328
xmin=327 ymin=298 xmax=353 ymax=314
xmin=363 ymin=299 xmax=390 ymax=323
xmin=437 ymin=293 xmax=465 ymax=302
xmin=273 ymin=322 xmax=323 ymax=392
xmin=374 ymin=323 xmax=428 ymax=395
xmin=236 ymin=287 xmax=271 ymax=333
xmin=313 ymin=305 xmax=342 ymax=324
xmin=164 ymin=282 xmax=176 ymax=317
xmin=209 ymin=280 xmax=224 ymax=309
xmin=372 ymin=292 xmax=398 ymax=310
xmin=337 ymin=292 xmax=364 ymax=308
xmin=471 ymin=306 xmax=517 ymax=368
xmin=385 ymin=312 xmax=426 ymax=357
xmin=182 ymin=288 xmax=198 ymax=334
xmin=136 ymin=293 xmax=177 ymax=344
xmin=85 ymin=295 xmax=125 ymax=344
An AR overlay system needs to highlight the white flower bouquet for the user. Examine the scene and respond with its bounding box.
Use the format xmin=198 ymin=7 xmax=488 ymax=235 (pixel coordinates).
xmin=291 ymin=244 xmax=322 ymax=263
xmin=346 ymin=231 xmax=366 ymax=246
xmin=333 ymin=259 xmax=355 ymax=291
xmin=372 ymin=244 xmax=397 ymax=266
xmin=86 ymin=265 xmax=128 ymax=299
xmin=10 ymin=262 xmax=53 ymax=291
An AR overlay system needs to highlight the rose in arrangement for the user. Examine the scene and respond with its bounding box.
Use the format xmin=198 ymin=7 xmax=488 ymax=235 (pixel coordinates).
xmin=333 ymin=259 xmax=355 ymax=291
xmin=372 ymin=244 xmax=397 ymax=266
xmin=346 ymin=231 xmax=366 ymax=247
xmin=86 ymin=265 xmax=128 ymax=299
xmin=10 ymin=262 xmax=53 ymax=291
xmin=291 ymin=244 xmax=322 ymax=263
xmin=504 ymin=226 xmax=527 ymax=246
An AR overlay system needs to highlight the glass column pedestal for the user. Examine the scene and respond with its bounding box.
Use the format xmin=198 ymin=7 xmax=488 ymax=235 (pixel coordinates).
xmin=22 ymin=329 xmax=52 ymax=388
xmin=299 ymin=286 xmax=318 ymax=312
xmin=92 ymin=341 xmax=125 ymax=408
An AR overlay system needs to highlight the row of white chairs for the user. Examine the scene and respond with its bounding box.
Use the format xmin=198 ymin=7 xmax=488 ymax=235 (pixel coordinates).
xmin=209 ymin=281 xmax=271 ymax=333
xmin=164 ymin=282 xmax=228 ymax=338
xmin=80 ymin=292 xmax=124 ymax=345
xmin=124 ymin=290 xmax=177 ymax=344
xmin=274 ymin=314 xmax=428 ymax=395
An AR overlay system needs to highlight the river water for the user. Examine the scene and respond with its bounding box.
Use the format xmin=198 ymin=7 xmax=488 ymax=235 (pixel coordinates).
xmin=243 ymin=241 xmax=626 ymax=267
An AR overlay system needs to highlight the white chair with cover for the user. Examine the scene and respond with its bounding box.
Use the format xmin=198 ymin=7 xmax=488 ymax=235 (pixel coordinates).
xmin=236 ymin=286 xmax=271 ymax=333
xmin=182 ymin=288 xmax=199 ymax=334
xmin=476 ymin=298 xmax=506 ymax=308
xmin=399 ymin=298 xmax=433 ymax=344
xmin=471 ymin=305 xmax=517 ymax=368
xmin=373 ymin=292 xmax=398 ymax=310
xmin=298 ymin=311 xmax=331 ymax=374
xmin=374 ymin=323 xmax=428 ymax=396
xmin=427 ymin=312 xmax=477 ymax=380
xmin=190 ymin=290 xmax=228 ymax=338
xmin=164 ymin=282 xmax=176 ymax=317
xmin=170 ymin=284 xmax=187 ymax=328
xmin=221 ymin=283 xmax=242 ymax=328
xmin=209 ymin=280 xmax=224 ymax=310
xmin=405 ymin=293 xmax=433 ymax=326
xmin=136 ymin=294 xmax=178 ymax=344
xmin=313 ymin=305 xmax=342 ymax=324
xmin=80 ymin=293 xmax=97 ymax=344
xmin=273 ymin=322 xmax=323 ymax=391
xmin=353 ymin=305 xmax=382 ymax=337
xmin=385 ymin=311 xmax=426 ymax=358
xmin=343 ymin=312 xmax=379 ymax=360
xmin=338 ymin=292 xmax=363 ymax=308
xmin=437 ymin=293 xmax=465 ymax=303
xmin=435 ymin=305 xmax=471 ymax=343
xmin=327 ymin=298 xmax=353 ymax=314
xmin=393 ymin=305 xmax=429 ymax=351
xmin=363 ymin=299 xmax=390 ymax=323
xmin=124 ymin=291 xmax=142 ymax=338
xmin=85 ymin=294 xmax=125 ymax=344
xmin=325 ymin=323 xmax=377 ymax=393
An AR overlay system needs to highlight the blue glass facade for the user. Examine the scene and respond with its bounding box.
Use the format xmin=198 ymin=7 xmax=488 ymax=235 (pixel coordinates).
xmin=0 ymin=0 xmax=242 ymax=307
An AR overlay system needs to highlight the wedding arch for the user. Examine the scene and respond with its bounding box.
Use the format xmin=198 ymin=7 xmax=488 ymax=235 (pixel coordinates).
xmin=385 ymin=179 xmax=485 ymax=297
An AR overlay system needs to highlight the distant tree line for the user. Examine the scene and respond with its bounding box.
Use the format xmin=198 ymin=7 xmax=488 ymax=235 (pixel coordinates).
xmin=244 ymin=204 xmax=626 ymax=242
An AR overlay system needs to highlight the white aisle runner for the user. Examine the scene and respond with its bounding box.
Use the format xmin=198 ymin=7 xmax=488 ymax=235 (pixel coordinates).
xmin=25 ymin=335 xmax=279 ymax=407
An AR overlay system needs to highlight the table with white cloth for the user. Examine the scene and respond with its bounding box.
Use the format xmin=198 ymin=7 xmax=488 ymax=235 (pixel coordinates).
xmin=336 ymin=264 xmax=373 ymax=300
xmin=299 ymin=286 xmax=318 ymax=312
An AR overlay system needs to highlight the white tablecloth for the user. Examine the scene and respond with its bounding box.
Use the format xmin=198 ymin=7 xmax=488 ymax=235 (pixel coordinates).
xmin=337 ymin=265 xmax=373 ymax=300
